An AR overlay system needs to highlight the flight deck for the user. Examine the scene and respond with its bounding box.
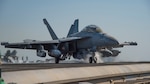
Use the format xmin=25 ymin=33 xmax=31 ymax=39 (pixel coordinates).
xmin=1 ymin=62 xmax=150 ymax=84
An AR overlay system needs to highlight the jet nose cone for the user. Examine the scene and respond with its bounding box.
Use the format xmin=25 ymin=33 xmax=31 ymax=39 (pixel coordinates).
xmin=113 ymin=39 xmax=119 ymax=45
xmin=111 ymin=38 xmax=119 ymax=45
xmin=105 ymin=34 xmax=119 ymax=46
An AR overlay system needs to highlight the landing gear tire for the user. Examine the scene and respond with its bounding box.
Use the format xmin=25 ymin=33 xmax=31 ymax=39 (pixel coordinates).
xmin=89 ymin=57 xmax=93 ymax=63
xmin=94 ymin=57 xmax=97 ymax=63
xmin=55 ymin=57 xmax=60 ymax=64
xmin=89 ymin=52 xmax=97 ymax=63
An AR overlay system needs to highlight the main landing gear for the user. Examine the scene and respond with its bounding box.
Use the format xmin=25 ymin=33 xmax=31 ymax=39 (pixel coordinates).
xmin=55 ymin=57 xmax=60 ymax=64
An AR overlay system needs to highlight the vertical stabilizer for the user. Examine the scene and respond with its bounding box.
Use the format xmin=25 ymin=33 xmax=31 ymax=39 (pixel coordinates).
xmin=67 ymin=19 xmax=79 ymax=37
xmin=43 ymin=18 xmax=58 ymax=40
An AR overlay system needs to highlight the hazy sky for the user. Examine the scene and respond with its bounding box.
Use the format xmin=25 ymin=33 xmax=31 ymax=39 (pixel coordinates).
xmin=0 ymin=0 xmax=150 ymax=61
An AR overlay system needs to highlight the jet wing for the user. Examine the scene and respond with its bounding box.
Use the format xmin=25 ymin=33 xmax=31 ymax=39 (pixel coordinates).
xmin=1 ymin=37 xmax=89 ymax=50
xmin=113 ymin=42 xmax=137 ymax=48
xmin=1 ymin=40 xmax=60 ymax=49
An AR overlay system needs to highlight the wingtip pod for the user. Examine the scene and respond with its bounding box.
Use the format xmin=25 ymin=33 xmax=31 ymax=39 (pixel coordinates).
xmin=129 ymin=42 xmax=138 ymax=45
xmin=124 ymin=42 xmax=138 ymax=46
xmin=1 ymin=42 xmax=9 ymax=45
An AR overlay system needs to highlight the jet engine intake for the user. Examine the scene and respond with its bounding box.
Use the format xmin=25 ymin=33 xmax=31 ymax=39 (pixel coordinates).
xmin=101 ymin=49 xmax=121 ymax=57
xmin=111 ymin=50 xmax=121 ymax=56
xmin=100 ymin=49 xmax=113 ymax=57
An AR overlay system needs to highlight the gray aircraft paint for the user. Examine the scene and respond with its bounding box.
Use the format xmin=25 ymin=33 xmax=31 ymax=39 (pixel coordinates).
xmin=1 ymin=19 xmax=137 ymax=63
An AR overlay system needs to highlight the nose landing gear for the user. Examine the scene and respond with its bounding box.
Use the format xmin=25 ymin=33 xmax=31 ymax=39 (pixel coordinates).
xmin=89 ymin=52 xmax=98 ymax=63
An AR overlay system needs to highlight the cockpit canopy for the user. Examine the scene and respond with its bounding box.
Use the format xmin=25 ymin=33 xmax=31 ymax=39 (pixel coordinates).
xmin=81 ymin=25 xmax=103 ymax=33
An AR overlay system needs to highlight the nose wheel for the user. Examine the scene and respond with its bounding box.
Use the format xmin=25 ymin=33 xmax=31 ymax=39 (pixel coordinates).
xmin=89 ymin=52 xmax=97 ymax=63
xmin=93 ymin=56 xmax=97 ymax=63
xmin=89 ymin=57 xmax=97 ymax=63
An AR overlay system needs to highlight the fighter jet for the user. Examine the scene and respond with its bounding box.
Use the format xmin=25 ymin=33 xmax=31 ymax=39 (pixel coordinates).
xmin=1 ymin=19 xmax=137 ymax=63
xmin=45 ymin=19 xmax=137 ymax=59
